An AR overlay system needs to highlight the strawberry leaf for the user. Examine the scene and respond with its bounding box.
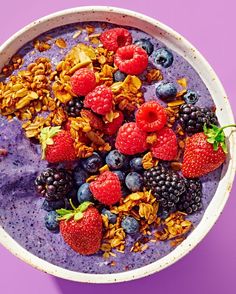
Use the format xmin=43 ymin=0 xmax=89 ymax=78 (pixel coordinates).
xmin=220 ymin=141 xmax=227 ymax=153
xmin=56 ymin=208 xmax=73 ymax=216
xmin=78 ymin=201 xmax=93 ymax=213
xmin=39 ymin=126 xmax=61 ymax=159
xmin=57 ymin=212 xmax=74 ymax=221
xmin=74 ymin=211 xmax=83 ymax=221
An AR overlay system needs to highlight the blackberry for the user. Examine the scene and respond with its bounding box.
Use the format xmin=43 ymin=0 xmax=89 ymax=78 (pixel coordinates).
xmin=179 ymin=104 xmax=218 ymax=133
xmin=35 ymin=168 xmax=73 ymax=201
xmin=65 ymin=97 xmax=83 ymax=117
xmin=144 ymin=166 xmax=186 ymax=216
xmin=178 ymin=179 xmax=203 ymax=214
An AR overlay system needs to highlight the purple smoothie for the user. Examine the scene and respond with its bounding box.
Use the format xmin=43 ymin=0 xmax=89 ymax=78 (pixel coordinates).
xmin=0 ymin=22 xmax=222 ymax=274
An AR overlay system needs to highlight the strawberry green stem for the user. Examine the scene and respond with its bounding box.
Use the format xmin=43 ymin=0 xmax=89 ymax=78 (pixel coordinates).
xmin=220 ymin=124 xmax=236 ymax=130
xmin=204 ymin=123 xmax=236 ymax=153
xmin=69 ymin=199 xmax=77 ymax=210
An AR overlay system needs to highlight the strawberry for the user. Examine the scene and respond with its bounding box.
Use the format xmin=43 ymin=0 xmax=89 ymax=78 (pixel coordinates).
xmin=151 ymin=127 xmax=178 ymax=161
xmin=57 ymin=201 xmax=102 ymax=255
xmin=39 ymin=126 xmax=76 ymax=163
xmin=182 ymin=124 xmax=235 ymax=178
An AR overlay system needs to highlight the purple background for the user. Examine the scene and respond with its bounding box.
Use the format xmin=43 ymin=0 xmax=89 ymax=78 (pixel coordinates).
xmin=0 ymin=0 xmax=235 ymax=293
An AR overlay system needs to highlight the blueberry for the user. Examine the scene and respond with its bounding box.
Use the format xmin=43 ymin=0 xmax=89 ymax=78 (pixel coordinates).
xmin=77 ymin=183 xmax=93 ymax=203
xmin=134 ymin=39 xmax=154 ymax=56
xmin=44 ymin=211 xmax=59 ymax=233
xmin=113 ymin=170 xmax=126 ymax=183
xmin=113 ymin=70 xmax=127 ymax=82
xmin=41 ymin=199 xmax=65 ymax=212
xmin=121 ymin=185 xmax=130 ymax=198
xmin=183 ymin=90 xmax=198 ymax=104
xmin=81 ymin=153 xmax=103 ymax=173
xmin=121 ymin=216 xmax=139 ymax=234
xmin=156 ymin=81 xmax=177 ymax=100
xmin=125 ymin=172 xmax=144 ymax=192
xmin=102 ymin=208 xmax=117 ymax=224
xmin=154 ymin=48 xmax=174 ymax=68
xmin=105 ymin=150 xmax=126 ymax=170
xmin=130 ymin=157 xmax=143 ymax=171
xmin=74 ymin=168 xmax=88 ymax=187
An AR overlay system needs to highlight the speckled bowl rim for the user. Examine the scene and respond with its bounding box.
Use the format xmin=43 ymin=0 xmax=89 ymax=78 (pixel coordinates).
xmin=0 ymin=6 xmax=235 ymax=283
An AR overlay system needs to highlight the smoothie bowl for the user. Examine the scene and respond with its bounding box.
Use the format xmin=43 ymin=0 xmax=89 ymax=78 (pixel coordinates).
xmin=0 ymin=6 xmax=235 ymax=283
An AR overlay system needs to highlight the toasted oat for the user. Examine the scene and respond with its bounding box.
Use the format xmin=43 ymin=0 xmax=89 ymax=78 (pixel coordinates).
xmin=33 ymin=39 xmax=51 ymax=52
xmin=146 ymin=68 xmax=163 ymax=83
xmin=177 ymin=77 xmax=188 ymax=88
xmin=55 ymin=38 xmax=67 ymax=49
xmin=142 ymin=152 xmax=158 ymax=170
xmin=171 ymin=161 xmax=183 ymax=171
xmin=73 ymin=30 xmax=82 ymax=39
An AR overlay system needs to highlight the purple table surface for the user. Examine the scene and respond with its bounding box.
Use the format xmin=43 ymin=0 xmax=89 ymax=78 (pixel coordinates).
xmin=0 ymin=0 xmax=235 ymax=293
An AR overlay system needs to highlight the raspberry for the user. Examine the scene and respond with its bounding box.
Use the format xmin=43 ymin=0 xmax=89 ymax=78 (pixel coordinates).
xmin=70 ymin=68 xmax=96 ymax=96
xmin=136 ymin=101 xmax=167 ymax=132
xmin=115 ymin=122 xmax=148 ymax=155
xmin=104 ymin=111 xmax=124 ymax=135
xmin=89 ymin=171 xmax=122 ymax=205
xmin=114 ymin=45 xmax=148 ymax=75
xmin=84 ymin=85 xmax=113 ymax=115
xmin=151 ymin=127 xmax=178 ymax=161
xmin=100 ymin=28 xmax=132 ymax=52
xmin=80 ymin=109 xmax=104 ymax=130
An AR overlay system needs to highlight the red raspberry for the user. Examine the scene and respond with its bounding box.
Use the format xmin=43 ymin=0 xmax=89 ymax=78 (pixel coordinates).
xmin=151 ymin=127 xmax=178 ymax=161
xmin=89 ymin=171 xmax=122 ymax=205
xmin=114 ymin=45 xmax=148 ymax=75
xmin=84 ymin=85 xmax=113 ymax=115
xmin=115 ymin=122 xmax=148 ymax=155
xmin=136 ymin=101 xmax=167 ymax=132
xmin=70 ymin=68 xmax=96 ymax=96
xmin=104 ymin=111 xmax=124 ymax=135
xmin=80 ymin=109 xmax=104 ymax=130
xmin=100 ymin=28 xmax=132 ymax=52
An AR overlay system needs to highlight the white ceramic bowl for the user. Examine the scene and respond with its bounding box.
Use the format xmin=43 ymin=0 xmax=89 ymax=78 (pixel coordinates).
xmin=0 ymin=6 xmax=235 ymax=283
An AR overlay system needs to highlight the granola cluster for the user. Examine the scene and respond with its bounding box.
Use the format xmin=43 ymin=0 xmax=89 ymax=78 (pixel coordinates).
xmin=101 ymin=190 xmax=192 ymax=257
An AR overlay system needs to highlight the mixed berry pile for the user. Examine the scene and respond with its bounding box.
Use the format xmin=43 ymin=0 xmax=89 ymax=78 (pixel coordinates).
xmin=0 ymin=25 xmax=233 ymax=258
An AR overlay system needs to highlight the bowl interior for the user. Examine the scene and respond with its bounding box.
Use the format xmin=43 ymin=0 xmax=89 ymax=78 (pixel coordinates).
xmin=0 ymin=6 xmax=235 ymax=283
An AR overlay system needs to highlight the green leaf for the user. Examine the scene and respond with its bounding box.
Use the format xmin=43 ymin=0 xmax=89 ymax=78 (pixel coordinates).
xmin=78 ymin=201 xmax=93 ymax=213
xmin=74 ymin=211 xmax=83 ymax=221
xmin=220 ymin=141 xmax=228 ymax=153
xmin=207 ymin=137 xmax=215 ymax=144
xmin=39 ymin=126 xmax=61 ymax=160
xmin=45 ymin=138 xmax=54 ymax=145
xmin=213 ymin=141 xmax=218 ymax=151
xmin=57 ymin=212 xmax=75 ymax=221
xmin=56 ymin=208 xmax=73 ymax=216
